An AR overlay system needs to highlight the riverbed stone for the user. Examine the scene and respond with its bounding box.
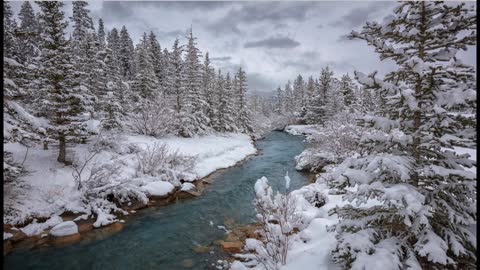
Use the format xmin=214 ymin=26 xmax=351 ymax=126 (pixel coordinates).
xmin=192 ymin=245 xmax=214 ymax=253
xmin=221 ymin=241 xmax=244 ymax=253
xmin=181 ymin=258 xmax=194 ymax=268
xmin=3 ymin=241 xmax=13 ymax=255
xmin=10 ymin=230 xmax=27 ymax=243
xmin=224 ymin=217 xmax=235 ymax=228
xmin=76 ymin=221 xmax=94 ymax=234
xmin=225 ymin=233 xmax=240 ymax=242
xmin=52 ymin=233 xmax=81 ymax=246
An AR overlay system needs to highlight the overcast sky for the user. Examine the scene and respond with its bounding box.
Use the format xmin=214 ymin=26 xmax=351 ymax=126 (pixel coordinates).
xmin=11 ymin=1 xmax=477 ymax=92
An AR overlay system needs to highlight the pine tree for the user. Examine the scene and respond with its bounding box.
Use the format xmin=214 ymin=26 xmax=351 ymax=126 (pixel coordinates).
xmin=217 ymin=72 xmax=237 ymax=132
xmin=339 ymin=73 xmax=355 ymax=109
xmin=107 ymin=28 xmax=120 ymax=56
xmin=160 ymin=47 xmax=170 ymax=97
xmin=202 ymin=52 xmax=217 ymax=129
xmin=283 ymin=80 xmax=293 ymax=114
xmin=133 ymin=32 xmax=158 ymax=100
xmin=235 ymin=67 xmax=253 ymax=133
xmin=70 ymin=1 xmax=97 ymax=116
xmin=3 ymin=1 xmax=23 ymax=100
xmin=293 ymin=74 xmax=305 ymax=109
xmin=101 ymin=37 xmax=125 ymax=130
xmin=273 ymin=86 xmax=284 ymax=115
xmin=17 ymin=1 xmax=40 ymax=64
xmin=168 ymin=38 xmax=184 ymax=113
xmin=331 ymin=2 xmax=477 ymax=268
xmin=148 ymin=31 xmax=163 ymax=94
xmin=97 ymin=18 xmax=106 ymax=50
xmin=303 ymin=68 xmax=333 ymax=125
xmin=180 ymin=28 xmax=209 ymax=137
xmin=119 ymin=26 xmax=135 ymax=80
xmin=37 ymin=1 xmax=92 ymax=164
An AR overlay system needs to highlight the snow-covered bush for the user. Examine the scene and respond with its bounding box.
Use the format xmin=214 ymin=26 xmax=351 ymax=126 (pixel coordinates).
xmin=241 ymin=176 xmax=301 ymax=270
xmin=135 ymin=142 xmax=196 ymax=185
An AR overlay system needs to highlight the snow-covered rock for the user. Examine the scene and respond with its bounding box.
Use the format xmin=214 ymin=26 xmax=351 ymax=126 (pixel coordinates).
xmin=49 ymin=221 xmax=78 ymax=237
xmin=180 ymin=182 xmax=196 ymax=192
xmin=141 ymin=181 xmax=175 ymax=197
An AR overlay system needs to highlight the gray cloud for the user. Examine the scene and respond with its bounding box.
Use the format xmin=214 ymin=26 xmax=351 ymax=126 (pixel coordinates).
xmin=155 ymin=29 xmax=186 ymax=40
xmin=317 ymin=24 xmax=323 ymax=29
xmin=247 ymin=73 xmax=277 ymax=91
xmin=206 ymin=2 xmax=317 ymax=35
xmin=244 ymin=37 xmax=300 ymax=49
xmin=329 ymin=2 xmax=395 ymax=28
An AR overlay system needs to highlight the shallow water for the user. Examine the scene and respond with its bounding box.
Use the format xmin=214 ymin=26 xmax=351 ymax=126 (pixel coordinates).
xmin=4 ymin=131 xmax=309 ymax=270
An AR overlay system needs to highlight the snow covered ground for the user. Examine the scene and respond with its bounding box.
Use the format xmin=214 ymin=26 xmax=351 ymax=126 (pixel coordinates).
xmin=3 ymin=133 xmax=256 ymax=230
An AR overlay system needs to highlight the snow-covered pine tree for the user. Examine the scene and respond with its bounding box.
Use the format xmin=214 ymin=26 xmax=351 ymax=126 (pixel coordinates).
xmin=325 ymin=77 xmax=344 ymax=118
xmin=235 ymin=67 xmax=253 ymax=133
xmin=339 ymin=73 xmax=355 ymax=110
xmin=160 ymin=47 xmax=170 ymax=97
xmin=133 ymin=32 xmax=158 ymax=100
xmin=148 ymin=31 xmax=163 ymax=94
xmin=180 ymin=28 xmax=209 ymax=137
xmin=303 ymin=68 xmax=332 ymax=125
xmin=202 ymin=52 xmax=217 ymax=129
xmin=273 ymin=86 xmax=284 ymax=115
xmin=331 ymin=2 xmax=477 ymax=269
xmin=101 ymin=35 xmax=125 ymax=130
xmin=37 ymin=1 xmax=92 ymax=164
xmin=107 ymin=28 xmax=120 ymax=56
xmin=97 ymin=18 xmax=106 ymax=50
xmin=293 ymin=74 xmax=306 ymax=110
xmin=283 ymin=80 xmax=293 ymax=114
xmin=217 ymin=72 xmax=237 ymax=132
xmin=168 ymin=38 xmax=184 ymax=113
xmin=17 ymin=1 xmax=40 ymax=64
xmin=212 ymin=70 xmax=225 ymax=131
xmin=119 ymin=26 xmax=136 ymax=80
xmin=3 ymin=1 xmax=23 ymax=100
xmin=70 ymin=1 xmax=97 ymax=116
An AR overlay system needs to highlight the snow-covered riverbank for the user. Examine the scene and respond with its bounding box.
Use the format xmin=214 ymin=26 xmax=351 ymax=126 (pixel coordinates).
xmin=231 ymin=124 xmax=477 ymax=270
xmin=4 ymin=133 xmax=256 ymax=237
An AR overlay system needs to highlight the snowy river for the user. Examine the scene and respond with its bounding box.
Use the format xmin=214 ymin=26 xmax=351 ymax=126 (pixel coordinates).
xmin=4 ymin=131 xmax=309 ymax=270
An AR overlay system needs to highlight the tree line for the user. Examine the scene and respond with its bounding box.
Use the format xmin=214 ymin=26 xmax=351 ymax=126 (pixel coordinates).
xmin=4 ymin=1 xmax=253 ymax=165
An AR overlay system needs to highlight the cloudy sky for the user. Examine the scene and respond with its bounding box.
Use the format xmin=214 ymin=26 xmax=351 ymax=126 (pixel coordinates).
xmin=11 ymin=1 xmax=477 ymax=92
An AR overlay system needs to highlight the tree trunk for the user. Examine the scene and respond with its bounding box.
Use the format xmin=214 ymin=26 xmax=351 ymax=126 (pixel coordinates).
xmin=57 ymin=134 xmax=66 ymax=164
